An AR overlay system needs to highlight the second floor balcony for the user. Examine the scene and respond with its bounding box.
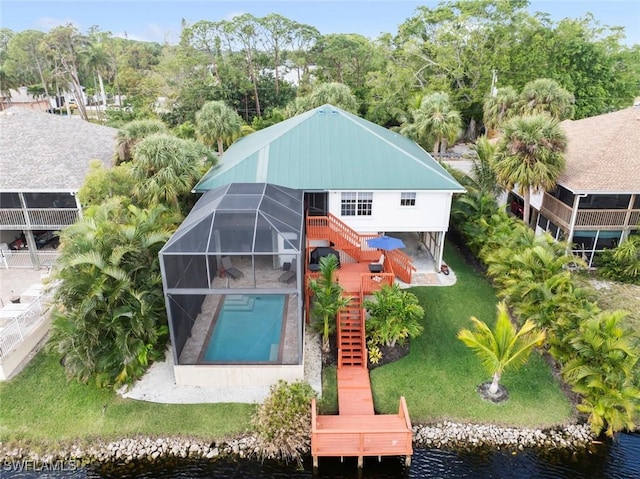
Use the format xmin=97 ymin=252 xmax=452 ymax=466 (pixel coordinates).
xmin=540 ymin=193 xmax=640 ymax=231
xmin=0 ymin=207 xmax=81 ymax=230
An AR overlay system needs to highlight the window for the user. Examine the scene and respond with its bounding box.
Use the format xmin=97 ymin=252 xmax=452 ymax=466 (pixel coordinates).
xmin=400 ymin=192 xmax=416 ymax=207
xmin=341 ymin=192 xmax=373 ymax=216
xmin=341 ymin=192 xmax=356 ymax=216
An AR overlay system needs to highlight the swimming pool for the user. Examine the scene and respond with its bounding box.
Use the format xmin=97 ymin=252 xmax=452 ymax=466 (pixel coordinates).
xmin=202 ymin=294 xmax=286 ymax=363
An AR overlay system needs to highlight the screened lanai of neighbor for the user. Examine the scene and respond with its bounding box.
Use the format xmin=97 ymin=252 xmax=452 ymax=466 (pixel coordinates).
xmin=159 ymin=183 xmax=305 ymax=387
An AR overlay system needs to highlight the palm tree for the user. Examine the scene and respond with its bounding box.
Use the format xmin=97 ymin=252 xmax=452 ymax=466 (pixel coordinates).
xmin=412 ymin=92 xmax=461 ymax=159
xmin=115 ymin=119 xmax=168 ymax=164
xmin=458 ymin=302 xmax=546 ymax=396
xmin=131 ymin=134 xmax=204 ymax=211
xmin=81 ymin=41 xmax=111 ymax=109
xmin=470 ymin=136 xmax=501 ymax=197
xmin=308 ymin=254 xmax=351 ymax=353
xmin=518 ymin=78 xmax=575 ymax=120
xmin=562 ymin=310 xmax=640 ymax=437
xmin=482 ymin=86 xmax=518 ymax=134
xmin=49 ymin=200 xmax=174 ymax=387
xmin=195 ymin=100 xmax=243 ymax=156
xmin=492 ymin=114 xmax=568 ymax=225
xmin=306 ymin=82 xmax=359 ymax=113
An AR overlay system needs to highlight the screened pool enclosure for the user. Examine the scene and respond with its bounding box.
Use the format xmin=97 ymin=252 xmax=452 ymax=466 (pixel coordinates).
xmin=159 ymin=183 xmax=306 ymax=387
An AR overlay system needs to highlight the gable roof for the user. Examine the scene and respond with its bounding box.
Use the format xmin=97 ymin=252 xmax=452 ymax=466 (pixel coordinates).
xmin=0 ymin=107 xmax=117 ymax=192
xmin=194 ymin=104 xmax=464 ymax=193
xmin=558 ymin=106 xmax=640 ymax=194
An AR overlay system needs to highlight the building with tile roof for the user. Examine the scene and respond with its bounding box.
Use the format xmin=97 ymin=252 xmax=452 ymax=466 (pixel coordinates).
xmin=0 ymin=107 xmax=117 ymax=268
xmin=534 ymin=106 xmax=640 ymax=266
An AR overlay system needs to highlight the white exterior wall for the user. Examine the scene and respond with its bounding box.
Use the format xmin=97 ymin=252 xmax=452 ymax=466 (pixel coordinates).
xmin=327 ymin=190 xmax=454 ymax=234
xmin=174 ymin=364 xmax=304 ymax=387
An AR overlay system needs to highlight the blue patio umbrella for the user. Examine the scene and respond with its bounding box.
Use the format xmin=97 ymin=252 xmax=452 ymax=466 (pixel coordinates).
xmin=366 ymin=235 xmax=406 ymax=251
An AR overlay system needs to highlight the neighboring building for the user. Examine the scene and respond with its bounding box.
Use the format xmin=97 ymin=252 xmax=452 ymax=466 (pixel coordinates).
xmin=162 ymin=104 xmax=464 ymax=387
xmin=0 ymin=87 xmax=50 ymax=111
xmin=532 ymin=106 xmax=640 ymax=267
xmin=0 ymin=107 xmax=117 ymax=268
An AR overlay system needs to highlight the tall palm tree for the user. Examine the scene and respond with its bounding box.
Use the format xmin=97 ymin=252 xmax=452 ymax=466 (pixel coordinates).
xmin=115 ymin=119 xmax=168 ymax=164
xmin=470 ymin=136 xmax=501 ymax=197
xmin=519 ymin=78 xmax=575 ymax=120
xmin=306 ymin=82 xmax=359 ymax=113
xmin=458 ymin=302 xmax=546 ymax=395
xmin=308 ymin=254 xmax=351 ymax=353
xmin=195 ymin=100 xmax=243 ymax=155
xmin=412 ymin=92 xmax=461 ymax=159
xmin=482 ymin=86 xmax=518 ymax=134
xmin=492 ymin=114 xmax=568 ymax=225
xmin=81 ymin=41 xmax=111 ymax=108
xmin=131 ymin=134 xmax=204 ymax=211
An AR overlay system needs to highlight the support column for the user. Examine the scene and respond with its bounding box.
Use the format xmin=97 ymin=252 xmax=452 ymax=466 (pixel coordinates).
xmin=622 ymin=194 xmax=636 ymax=242
xmin=18 ymin=193 xmax=40 ymax=269
xmin=436 ymin=231 xmax=445 ymax=271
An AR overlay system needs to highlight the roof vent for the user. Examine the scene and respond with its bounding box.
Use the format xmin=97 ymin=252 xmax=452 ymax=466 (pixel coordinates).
xmin=331 ymin=109 xmax=338 ymax=114
xmin=317 ymin=110 xmax=325 ymax=115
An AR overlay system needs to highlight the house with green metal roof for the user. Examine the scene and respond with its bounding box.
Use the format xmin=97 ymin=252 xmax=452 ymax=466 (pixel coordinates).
xmin=158 ymin=104 xmax=464 ymax=390
xmin=195 ymin=104 xmax=465 ymax=269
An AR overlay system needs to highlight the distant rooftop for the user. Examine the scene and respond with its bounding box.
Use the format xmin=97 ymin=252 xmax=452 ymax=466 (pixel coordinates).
xmin=0 ymin=108 xmax=117 ymax=192
xmin=194 ymin=104 xmax=464 ymax=193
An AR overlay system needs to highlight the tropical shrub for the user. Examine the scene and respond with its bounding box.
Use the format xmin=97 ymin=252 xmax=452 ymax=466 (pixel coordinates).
xmin=252 ymin=380 xmax=316 ymax=465
xmin=49 ymin=200 xmax=177 ymax=387
xmin=562 ymin=310 xmax=640 ymax=437
xmin=598 ymin=236 xmax=640 ymax=285
xmin=364 ymin=283 xmax=424 ymax=348
xmin=77 ymin=160 xmax=136 ymax=208
xmin=453 ymin=191 xmax=640 ymax=435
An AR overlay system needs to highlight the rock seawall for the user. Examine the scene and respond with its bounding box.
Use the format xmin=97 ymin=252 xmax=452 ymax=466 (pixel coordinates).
xmin=0 ymin=423 xmax=595 ymax=466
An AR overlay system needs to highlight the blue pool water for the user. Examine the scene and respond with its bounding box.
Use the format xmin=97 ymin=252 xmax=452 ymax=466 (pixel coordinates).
xmin=203 ymin=295 xmax=285 ymax=362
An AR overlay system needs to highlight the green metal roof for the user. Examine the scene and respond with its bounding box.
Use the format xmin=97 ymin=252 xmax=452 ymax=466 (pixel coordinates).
xmin=194 ymin=104 xmax=465 ymax=193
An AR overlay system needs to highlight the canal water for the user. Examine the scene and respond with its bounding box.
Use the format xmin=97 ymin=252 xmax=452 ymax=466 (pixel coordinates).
xmin=6 ymin=432 xmax=639 ymax=478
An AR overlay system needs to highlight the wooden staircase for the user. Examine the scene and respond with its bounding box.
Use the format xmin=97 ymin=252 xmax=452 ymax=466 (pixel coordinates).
xmin=338 ymin=295 xmax=366 ymax=368
xmin=308 ymin=213 xmax=414 ymax=469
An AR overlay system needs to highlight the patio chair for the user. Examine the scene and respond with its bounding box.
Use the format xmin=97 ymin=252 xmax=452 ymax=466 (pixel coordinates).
xmin=369 ymin=253 xmax=384 ymax=273
xmin=220 ymin=256 xmax=244 ymax=280
xmin=278 ymin=262 xmax=296 ymax=284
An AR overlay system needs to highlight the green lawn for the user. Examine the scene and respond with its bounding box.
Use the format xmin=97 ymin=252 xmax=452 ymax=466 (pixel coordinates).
xmin=0 ymin=242 xmax=574 ymax=446
xmin=0 ymin=350 xmax=254 ymax=445
xmin=368 ymin=243 xmax=574 ymax=428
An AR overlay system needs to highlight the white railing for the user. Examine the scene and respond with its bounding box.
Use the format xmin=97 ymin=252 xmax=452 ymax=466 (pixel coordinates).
xmin=0 ymin=209 xmax=26 ymax=227
xmin=0 ymin=250 xmax=60 ymax=269
xmin=576 ymin=209 xmax=640 ymax=229
xmin=0 ymin=208 xmax=80 ymax=229
xmin=0 ymin=300 xmax=44 ymax=361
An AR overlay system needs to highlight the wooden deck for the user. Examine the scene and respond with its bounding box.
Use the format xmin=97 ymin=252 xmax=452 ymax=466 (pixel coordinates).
xmin=308 ymin=215 xmax=413 ymax=470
